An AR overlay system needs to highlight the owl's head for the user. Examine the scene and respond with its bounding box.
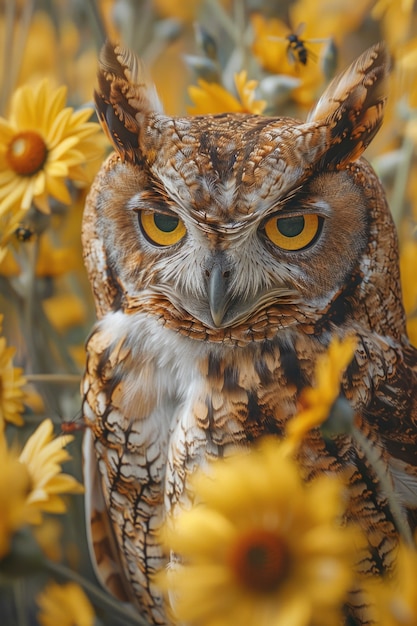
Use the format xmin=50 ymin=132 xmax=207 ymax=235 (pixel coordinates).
xmin=84 ymin=42 xmax=406 ymax=344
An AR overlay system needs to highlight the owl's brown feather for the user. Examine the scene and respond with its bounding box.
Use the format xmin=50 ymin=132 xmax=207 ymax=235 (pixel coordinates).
xmin=308 ymin=42 xmax=388 ymax=167
xmin=95 ymin=41 xmax=162 ymax=163
xmin=82 ymin=40 xmax=417 ymax=626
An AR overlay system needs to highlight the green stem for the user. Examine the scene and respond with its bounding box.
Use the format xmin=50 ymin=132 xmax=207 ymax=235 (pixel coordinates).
xmin=352 ymin=427 xmax=414 ymax=546
xmin=44 ymin=559 xmax=151 ymax=626
xmin=13 ymin=578 xmax=29 ymax=626
xmin=25 ymin=374 xmax=81 ymax=385
xmin=205 ymin=0 xmax=241 ymax=44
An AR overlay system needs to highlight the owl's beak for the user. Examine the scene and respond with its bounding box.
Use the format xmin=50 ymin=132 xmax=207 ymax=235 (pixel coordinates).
xmin=207 ymin=259 xmax=232 ymax=327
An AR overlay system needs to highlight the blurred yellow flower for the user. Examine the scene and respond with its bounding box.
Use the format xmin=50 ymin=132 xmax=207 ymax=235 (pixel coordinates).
xmin=0 ymin=428 xmax=31 ymax=558
xmin=0 ymin=79 xmax=103 ymax=216
xmin=37 ymin=581 xmax=95 ymax=626
xmin=153 ymin=0 xmax=203 ymax=22
xmin=188 ymin=71 xmax=266 ymax=115
xmin=0 ymin=318 xmax=26 ymax=428
xmin=372 ymin=0 xmax=415 ymax=48
xmin=400 ymin=238 xmax=417 ymax=346
xmin=158 ymin=438 xmax=359 ymax=626
xmin=0 ymin=232 xmax=77 ymax=278
xmin=366 ymin=538 xmax=417 ymax=625
xmin=0 ymin=208 xmax=27 ymax=263
xmin=286 ymin=335 xmax=357 ymax=445
xmin=19 ymin=418 xmax=84 ymax=523
xmin=393 ymin=38 xmax=417 ymax=109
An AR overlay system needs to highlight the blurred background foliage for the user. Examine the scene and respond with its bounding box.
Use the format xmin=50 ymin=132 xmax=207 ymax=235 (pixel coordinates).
xmin=0 ymin=0 xmax=417 ymax=624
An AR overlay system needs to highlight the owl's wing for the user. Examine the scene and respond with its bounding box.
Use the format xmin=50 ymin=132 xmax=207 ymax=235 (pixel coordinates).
xmin=83 ymin=428 xmax=130 ymax=602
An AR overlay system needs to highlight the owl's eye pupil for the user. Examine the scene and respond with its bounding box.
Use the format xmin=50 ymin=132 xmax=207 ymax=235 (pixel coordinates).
xmin=277 ymin=216 xmax=305 ymax=237
xmin=153 ymin=214 xmax=180 ymax=233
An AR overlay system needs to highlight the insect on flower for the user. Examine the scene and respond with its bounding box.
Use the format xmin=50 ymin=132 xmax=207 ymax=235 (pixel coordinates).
xmin=274 ymin=23 xmax=333 ymax=68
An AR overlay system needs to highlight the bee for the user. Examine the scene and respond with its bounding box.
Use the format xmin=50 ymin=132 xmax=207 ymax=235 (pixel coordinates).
xmin=286 ymin=28 xmax=309 ymax=65
xmin=275 ymin=24 xmax=334 ymax=69
xmin=15 ymin=226 xmax=34 ymax=242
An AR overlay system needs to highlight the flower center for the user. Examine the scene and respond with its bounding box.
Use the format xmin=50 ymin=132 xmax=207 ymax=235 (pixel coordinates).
xmin=6 ymin=131 xmax=48 ymax=176
xmin=229 ymin=528 xmax=289 ymax=592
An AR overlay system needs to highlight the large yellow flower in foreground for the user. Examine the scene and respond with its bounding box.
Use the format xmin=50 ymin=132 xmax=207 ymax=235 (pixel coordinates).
xmin=0 ymin=79 xmax=103 ymax=215
xmin=158 ymin=438 xmax=360 ymax=626
xmin=37 ymin=581 xmax=95 ymax=626
xmin=286 ymin=335 xmax=357 ymax=446
xmin=0 ymin=317 xmax=26 ymax=428
xmin=187 ymin=70 xmax=266 ymax=115
xmin=19 ymin=418 xmax=84 ymax=523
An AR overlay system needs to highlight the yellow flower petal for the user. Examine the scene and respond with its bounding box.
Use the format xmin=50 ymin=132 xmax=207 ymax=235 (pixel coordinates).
xmin=0 ymin=78 xmax=104 ymax=217
xmin=18 ymin=418 xmax=83 ymax=523
xmin=158 ymin=438 xmax=360 ymax=626
xmin=37 ymin=581 xmax=95 ymax=626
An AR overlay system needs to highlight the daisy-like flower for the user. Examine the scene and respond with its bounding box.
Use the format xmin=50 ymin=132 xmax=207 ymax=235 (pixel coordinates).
xmin=187 ymin=70 xmax=266 ymax=115
xmin=18 ymin=418 xmax=84 ymax=524
xmin=286 ymin=335 xmax=357 ymax=446
xmin=0 ymin=427 xmax=31 ymax=558
xmin=37 ymin=581 xmax=95 ymax=626
xmin=0 ymin=79 xmax=103 ymax=216
xmin=0 ymin=316 xmax=26 ymax=428
xmin=158 ymin=438 xmax=360 ymax=626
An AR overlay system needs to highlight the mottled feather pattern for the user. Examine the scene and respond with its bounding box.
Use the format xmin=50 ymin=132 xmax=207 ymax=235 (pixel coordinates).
xmin=82 ymin=40 xmax=417 ymax=625
xmin=95 ymin=42 xmax=162 ymax=163
xmin=307 ymin=42 xmax=388 ymax=166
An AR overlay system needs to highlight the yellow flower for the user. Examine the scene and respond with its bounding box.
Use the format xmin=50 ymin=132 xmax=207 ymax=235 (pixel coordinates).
xmin=0 ymin=428 xmax=31 ymax=558
xmin=400 ymin=238 xmax=417 ymax=346
xmin=153 ymin=0 xmax=203 ymax=22
xmin=0 ymin=79 xmax=103 ymax=216
xmin=286 ymin=335 xmax=357 ymax=445
xmin=366 ymin=539 xmax=417 ymax=625
xmin=372 ymin=0 xmax=414 ymax=48
xmin=158 ymin=438 xmax=359 ymax=626
xmin=0 ymin=318 xmax=26 ymax=428
xmin=18 ymin=418 xmax=84 ymax=523
xmin=187 ymin=71 xmax=266 ymax=115
xmin=37 ymin=581 xmax=95 ymax=626
xmin=394 ymin=38 xmax=417 ymax=109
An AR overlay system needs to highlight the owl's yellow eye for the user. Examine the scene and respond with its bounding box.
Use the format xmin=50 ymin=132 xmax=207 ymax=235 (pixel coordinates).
xmin=139 ymin=210 xmax=186 ymax=246
xmin=264 ymin=214 xmax=320 ymax=251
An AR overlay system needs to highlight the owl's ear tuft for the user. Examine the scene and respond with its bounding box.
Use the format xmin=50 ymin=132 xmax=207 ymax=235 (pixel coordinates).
xmin=308 ymin=42 xmax=389 ymax=168
xmin=95 ymin=40 xmax=163 ymax=163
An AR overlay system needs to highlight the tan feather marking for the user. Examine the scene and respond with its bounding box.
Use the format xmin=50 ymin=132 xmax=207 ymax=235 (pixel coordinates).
xmin=307 ymin=42 xmax=389 ymax=167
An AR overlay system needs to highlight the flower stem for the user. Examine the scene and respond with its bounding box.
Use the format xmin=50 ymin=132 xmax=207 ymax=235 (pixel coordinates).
xmin=44 ymin=559 xmax=151 ymax=626
xmin=25 ymin=374 xmax=81 ymax=384
xmin=13 ymin=579 xmax=29 ymax=626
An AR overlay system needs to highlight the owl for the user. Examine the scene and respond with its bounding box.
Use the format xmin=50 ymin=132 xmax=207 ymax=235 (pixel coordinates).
xmin=82 ymin=41 xmax=417 ymax=625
